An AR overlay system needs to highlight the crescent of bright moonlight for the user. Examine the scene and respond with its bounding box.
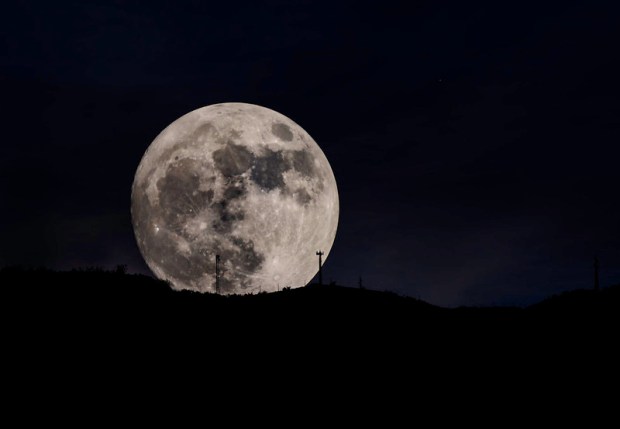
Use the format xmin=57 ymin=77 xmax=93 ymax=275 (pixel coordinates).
xmin=131 ymin=103 xmax=339 ymax=294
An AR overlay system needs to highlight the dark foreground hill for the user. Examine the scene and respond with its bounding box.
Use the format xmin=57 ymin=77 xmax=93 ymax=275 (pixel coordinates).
xmin=1 ymin=266 xmax=618 ymax=407
xmin=2 ymin=266 xmax=618 ymax=337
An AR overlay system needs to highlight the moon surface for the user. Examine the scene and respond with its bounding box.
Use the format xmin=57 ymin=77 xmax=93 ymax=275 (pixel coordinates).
xmin=131 ymin=103 xmax=339 ymax=294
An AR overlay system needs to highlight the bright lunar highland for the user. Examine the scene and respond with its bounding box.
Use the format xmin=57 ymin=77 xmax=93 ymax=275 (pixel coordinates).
xmin=131 ymin=103 xmax=339 ymax=294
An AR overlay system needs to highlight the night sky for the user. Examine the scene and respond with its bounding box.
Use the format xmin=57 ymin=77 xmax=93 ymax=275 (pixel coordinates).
xmin=2 ymin=0 xmax=619 ymax=306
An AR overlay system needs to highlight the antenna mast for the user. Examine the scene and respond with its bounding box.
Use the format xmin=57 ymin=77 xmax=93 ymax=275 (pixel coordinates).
xmin=316 ymin=250 xmax=324 ymax=286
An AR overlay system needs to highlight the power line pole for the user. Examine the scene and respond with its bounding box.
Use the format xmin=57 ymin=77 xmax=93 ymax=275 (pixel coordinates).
xmin=215 ymin=254 xmax=221 ymax=294
xmin=316 ymin=250 xmax=324 ymax=286
xmin=594 ymin=256 xmax=600 ymax=291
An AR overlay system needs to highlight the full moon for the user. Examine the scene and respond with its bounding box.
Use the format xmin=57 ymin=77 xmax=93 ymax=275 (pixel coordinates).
xmin=131 ymin=103 xmax=339 ymax=294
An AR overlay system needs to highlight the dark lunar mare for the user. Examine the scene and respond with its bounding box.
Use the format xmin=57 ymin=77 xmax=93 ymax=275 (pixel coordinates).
xmin=213 ymin=142 xmax=254 ymax=177
xmin=132 ymin=179 xmax=211 ymax=287
xmin=251 ymin=149 xmax=288 ymax=191
xmin=157 ymin=159 xmax=214 ymax=231
xmin=271 ymin=122 xmax=294 ymax=141
xmin=289 ymin=150 xmax=315 ymax=178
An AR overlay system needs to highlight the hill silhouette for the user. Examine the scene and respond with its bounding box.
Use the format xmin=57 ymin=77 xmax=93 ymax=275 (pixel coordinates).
xmin=2 ymin=266 xmax=618 ymax=335
xmin=2 ymin=266 xmax=618 ymax=400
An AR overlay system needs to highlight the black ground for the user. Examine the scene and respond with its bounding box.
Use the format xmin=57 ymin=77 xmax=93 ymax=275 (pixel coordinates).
xmin=2 ymin=266 xmax=617 ymax=342
xmin=2 ymin=266 xmax=616 ymax=413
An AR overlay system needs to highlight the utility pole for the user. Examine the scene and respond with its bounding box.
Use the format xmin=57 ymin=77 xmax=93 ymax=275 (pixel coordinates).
xmin=594 ymin=256 xmax=600 ymax=291
xmin=316 ymin=250 xmax=324 ymax=286
xmin=215 ymin=254 xmax=221 ymax=294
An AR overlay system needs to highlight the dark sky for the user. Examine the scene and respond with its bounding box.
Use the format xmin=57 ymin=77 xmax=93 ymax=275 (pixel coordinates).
xmin=2 ymin=0 xmax=619 ymax=306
